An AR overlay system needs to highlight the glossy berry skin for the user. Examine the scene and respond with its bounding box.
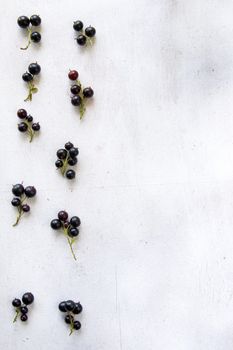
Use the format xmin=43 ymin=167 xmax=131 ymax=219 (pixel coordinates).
xmin=22 ymin=72 xmax=33 ymax=82
xmin=51 ymin=219 xmax=62 ymax=230
xmin=18 ymin=122 xmax=28 ymax=132
xmin=66 ymin=170 xmax=76 ymax=180
xmin=69 ymin=147 xmax=79 ymax=158
xmin=73 ymin=302 xmax=83 ymax=314
xmin=71 ymin=95 xmax=81 ymax=106
xmin=11 ymin=198 xmax=21 ymax=207
xmin=77 ymin=34 xmax=87 ymax=46
xmin=73 ymin=20 xmax=83 ymax=31
xmin=58 ymin=301 xmax=67 ymax=312
xmin=65 ymin=142 xmax=73 ymax=151
xmin=65 ymin=314 xmax=74 ymax=324
xmin=32 ymin=122 xmax=40 ymax=131
xmin=85 ymin=26 xmax=96 ymax=37
xmin=22 ymin=292 xmax=34 ymax=305
xmin=68 ymin=70 xmax=79 ymax=81
xmin=17 ymin=109 xmax=27 ymax=119
xmin=20 ymin=306 xmax=28 ymax=314
xmin=83 ymin=87 xmax=94 ymax=98
xmin=28 ymin=63 xmax=41 ymax=75
xmin=70 ymin=216 xmax=81 ymax=227
xmin=21 ymin=314 xmax=28 ymax=322
xmin=55 ymin=159 xmax=63 ymax=168
xmin=17 ymin=16 xmax=30 ymax=28
xmin=22 ymin=204 xmax=30 ymax=212
xmin=73 ymin=320 xmax=81 ymax=330
xmin=68 ymin=157 xmax=77 ymax=166
xmin=27 ymin=115 xmax=33 ymax=122
xmin=68 ymin=227 xmax=79 ymax=237
xmin=70 ymin=84 xmax=81 ymax=95
xmin=12 ymin=298 xmax=21 ymax=307
xmin=57 ymin=149 xmax=67 ymax=160
xmin=30 ymin=15 xmax=41 ymax=26
xmin=65 ymin=300 xmax=75 ymax=312
xmin=58 ymin=211 xmax=68 ymax=222
xmin=24 ymin=186 xmax=36 ymax=197
xmin=31 ymin=32 xmax=41 ymax=43
xmin=12 ymin=184 xmax=24 ymax=197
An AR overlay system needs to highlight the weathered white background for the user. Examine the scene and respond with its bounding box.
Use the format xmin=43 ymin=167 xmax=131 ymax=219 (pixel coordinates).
xmin=0 ymin=0 xmax=233 ymax=348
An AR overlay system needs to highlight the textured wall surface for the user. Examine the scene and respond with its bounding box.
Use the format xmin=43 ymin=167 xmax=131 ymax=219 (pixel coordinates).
xmin=0 ymin=0 xmax=233 ymax=349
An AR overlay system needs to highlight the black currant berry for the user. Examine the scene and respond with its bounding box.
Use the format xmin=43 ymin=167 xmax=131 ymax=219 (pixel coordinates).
xmin=68 ymin=157 xmax=77 ymax=166
xmin=70 ymin=84 xmax=81 ymax=95
xmin=83 ymin=87 xmax=94 ymax=98
xmin=73 ymin=302 xmax=83 ymax=314
xmin=18 ymin=122 xmax=28 ymax=132
xmin=30 ymin=15 xmax=41 ymax=26
xmin=66 ymin=170 xmax=76 ymax=179
xmin=24 ymin=186 xmax=36 ymax=197
xmin=27 ymin=115 xmax=33 ymax=122
xmin=20 ymin=314 xmax=28 ymax=322
xmin=68 ymin=227 xmax=79 ymax=237
xmin=70 ymin=216 xmax=81 ymax=227
xmin=11 ymin=198 xmax=21 ymax=207
xmin=32 ymin=122 xmax=40 ymax=131
xmin=17 ymin=109 xmax=27 ymax=119
xmin=65 ymin=314 xmax=74 ymax=324
xmin=51 ymin=219 xmax=62 ymax=230
xmin=22 ymin=292 xmax=34 ymax=305
xmin=22 ymin=204 xmax=30 ymax=212
xmin=73 ymin=320 xmax=81 ymax=330
xmin=65 ymin=300 xmax=75 ymax=312
xmin=57 ymin=149 xmax=67 ymax=159
xmin=12 ymin=184 xmax=24 ymax=197
xmin=12 ymin=298 xmax=21 ymax=307
xmin=77 ymin=34 xmax=87 ymax=46
xmin=85 ymin=26 xmax=96 ymax=37
xmin=20 ymin=306 xmax=28 ymax=314
xmin=55 ymin=159 xmax=63 ymax=168
xmin=28 ymin=63 xmax=41 ymax=75
xmin=68 ymin=70 xmax=79 ymax=81
xmin=69 ymin=147 xmax=79 ymax=158
xmin=71 ymin=95 xmax=81 ymax=106
xmin=17 ymin=16 xmax=30 ymax=28
xmin=31 ymin=32 xmax=41 ymax=43
xmin=65 ymin=142 xmax=73 ymax=151
xmin=58 ymin=301 xmax=67 ymax=312
xmin=73 ymin=20 xmax=83 ymax=31
xmin=58 ymin=211 xmax=68 ymax=222
xmin=22 ymin=72 xmax=33 ymax=82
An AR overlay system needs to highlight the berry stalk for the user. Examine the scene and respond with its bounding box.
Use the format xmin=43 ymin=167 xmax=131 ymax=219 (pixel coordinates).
xmin=20 ymin=28 xmax=32 ymax=50
xmin=13 ymin=308 xmax=20 ymax=323
xmin=24 ymin=82 xmax=38 ymax=102
xmin=63 ymin=225 xmax=77 ymax=261
xmin=77 ymin=80 xmax=86 ymax=119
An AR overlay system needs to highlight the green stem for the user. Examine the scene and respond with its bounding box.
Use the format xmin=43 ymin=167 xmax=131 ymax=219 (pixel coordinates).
xmin=61 ymin=153 xmax=69 ymax=176
xmin=24 ymin=120 xmax=35 ymax=142
xmin=13 ymin=206 xmax=24 ymax=227
xmin=24 ymin=82 xmax=38 ymax=102
xmin=63 ymin=227 xmax=77 ymax=261
xmin=13 ymin=308 xmax=20 ymax=323
xmin=69 ymin=316 xmax=75 ymax=336
xmin=76 ymin=80 xmax=86 ymax=119
xmin=20 ymin=28 xmax=32 ymax=50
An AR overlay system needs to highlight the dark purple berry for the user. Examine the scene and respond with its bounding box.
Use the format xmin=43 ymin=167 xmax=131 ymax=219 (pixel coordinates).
xmin=55 ymin=159 xmax=63 ymax=168
xmin=69 ymin=147 xmax=79 ymax=158
xmin=30 ymin=32 xmax=41 ymax=43
xmin=27 ymin=115 xmax=33 ymax=122
xmin=11 ymin=198 xmax=21 ymax=207
xmin=65 ymin=142 xmax=73 ymax=151
xmin=68 ymin=157 xmax=77 ymax=166
xmin=24 ymin=186 xmax=36 ymax=198
xmin=73 ymin=302 xmax=83 ymax=314
xmin=22 ymin=204 xmax=30 ymax=212
xmin=70 ymin=84 xmax=81 ymax=95
xmin=58 ymin=301 xmax=67 ymax=312
xmin=66 ymin=170 xmax=76 ymax=179
xmin=85 ymin=26 xmax=96 ymax=37
xmin=17 ymin=16 xmax=30 ymax=28
xmin=65 ymin=300 xmax=75 ymax=311
xmin=22 ymin=292 xmax=34 ymax=305
xmin=20 ymin=306 xmax=28 ymax=314
xmin=12 ymin=184 xmax=24 ymax=197
xmin=28 ymin=63 xmax=41 ymax=75
xmin=51 ymin=219 xmax=62 ymax=230
xmin=18 ymin=122 xmax=28 ymax=132
xmin=68 ymin=70 xmax=78 ymax=81
xmin=12 ymin=298 xmax=21 ymax=307
xmin=83 ymin=87 xmax=94 ymax=98
xmin=73 ymin=320 xmax=81 ymax=330
xmin=73 ymin=20 xmax=83 ymax=31
xmin=22 ymin=72 xmax=33 ymax=82
xmin=77 ymin=34 xmax=87 ymax=46
xmin=58 ymin=211 xmax=68 ymax=222
xmin=70 ymin=216 xmax=81 ymax=227
xmin=30 ymin=15 xmax=41 ymax=26
xmin=71 ymin=95 xmax=81 ymax=106
xmin=20 ymin=314 xmax=28 ymax=322
xmin=17 ymin=109 xmax=27 ymax=119
xmin=32 ymin=122 xmax=40 ymax=131
xmin=57 ymin=149 xmax=67 ymax=160
xmin=68 ymin=227 xmax=79 ymax=237
xmin=65 ymin=314 xmax=74 ymax=324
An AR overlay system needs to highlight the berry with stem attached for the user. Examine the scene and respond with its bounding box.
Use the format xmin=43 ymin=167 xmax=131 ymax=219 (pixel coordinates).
xmin=17 ymin=16 xmax=30 ymax=28
xmin=11 ymin=184 xmax=37 ymax=226
xmin=55 ymin=142 xmax=79 ymax=180
xmin=12 ymin=292 xmax=34 ymax=323
xmin=58 ymin=299 xmax=82 ymax=335
xmin=19 ymin=14 xmax=41 ymax=50
xmin=85 ymin=26 xmax=96 ymax=38
xmin=73 ymin=20 xmax=83 ymax=31
xmin=23 ymin=63 xmax=40 ymax=102
xmin=17 ymin=109 xmax=40 ymax=142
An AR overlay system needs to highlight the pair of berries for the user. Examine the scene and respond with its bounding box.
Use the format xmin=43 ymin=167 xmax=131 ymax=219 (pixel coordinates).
xmin=68 ymin=70 xmax=94 ymax=119
xmin=50 ymin=210 xmax=81 ymax=261
xmin=22 ymin=62 xmax=41 ymax=102
xmin=55 ymin=142 xmax=79 ymax=180
xmin=11 ymin=184 xmax=37 ymax=226
xmin=12 ymin=292 xmax=34 ymax=323
xmin=17 ymin=108 xmax=40 ymax=142
xmin=17 ymin=15 xmax=41 ymax=50
xmin=58 ymin=300 xmax=82 ymax=335
xmin=73 ymin=20 xmax=96 ymax=46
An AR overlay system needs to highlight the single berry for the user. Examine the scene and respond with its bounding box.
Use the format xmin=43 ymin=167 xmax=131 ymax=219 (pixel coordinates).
xmin=73 ymin=320 xmax=81 ymax=330
xmin=69 ymin=147 xmax=79 ymax=158
xmin=20 ymin=314 xmax=28 ymax=322
xmin=77 ymin=34 xmax=87 ymax=46
xmin=58 ymin=301 xmax=67 ymax=312
xmin=17 ymin=109 xmax=27 ymax=119
xmin=65 ymin=314 xmax=74 ymax=324
xmin=20 ymin=306 xmax=28 ymax=314
xmin=31 ymin=31 xmax=41 ymax=43
xmin=85 ymin=26 xmax=96 ymax=37
xmin=65 ymin=142 xmax=73 ymax=151
xmin=32 ymin=122 xmax=40 ymax=131
xmin=65 ymin=300 xmax=75 ymax=312
xmin=22 ymin=292 xmax=34 ymax=305
xmin=27 ymin=115 xmax=33 ymax=122
xmin=70 ymin=84 xmax=81 ymax=95
xmin=51 ymin=219 xmax=62 ymax=230
xmin=68 ymin=227 xmax=79 ymax=237
xmin=24 ymin=186 xmax=36 ymax=198
xmin=83 ymin=87 xmax=94 ymax=98
xmin=58 ymin=211 xmax=68 ymax=222
xmin=70 ymin=216 xmax=81 ymax=227
xmin=17 ymin=16 xmax=30 ymax=28
xmin=11 ymin=198 xmax=21 ymax=207
xmin=18 ymin=122 xmax=28 ymax=132
xmin=22 ymin=72 xmax=33 ymax=82
xmin=66 ymin=170 xmax=76 ymax=180
xmin=57 ymin=149 xmax=67 ymax=160
xmin=22 ymin=204 xmax=30 ymax=212
xmin=71 ymin=95 xmax=81 ymax=106
xmin=28 ymin=63 xmax=41 ymax=75
xmin=68 ymin=157 xmax=77 ymax=166
xmin=12 ymin=184 xmax=24 ymax=197
xmin=68 ymin=70 xmax=79 ymax=81
xmin=73 ymin=20 xmax=83 ymax=31
xmin=12 ymin=298 xmax=21 ymax=307
xmin=73 ymin=302 xmax=83 ymax=314
xmin=55 ymin=159 xmax=63 ymax=168
xmin=30 ymin=15 xmax=41 ymax=26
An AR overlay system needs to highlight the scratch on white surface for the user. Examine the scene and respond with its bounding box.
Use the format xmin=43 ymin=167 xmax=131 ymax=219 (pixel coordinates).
xmin=115 ymin=266 xmax=123 ymax=350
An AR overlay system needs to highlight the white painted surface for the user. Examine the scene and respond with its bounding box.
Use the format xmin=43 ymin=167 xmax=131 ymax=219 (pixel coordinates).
xmin=0 ymin=0 xmax=233 ymax=348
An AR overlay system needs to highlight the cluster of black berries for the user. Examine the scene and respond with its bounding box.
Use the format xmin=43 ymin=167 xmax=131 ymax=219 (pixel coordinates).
xmin=58 ymin=300 xmax=82 ymax=335
xmin=22 ymin=62 xmax=41 ymax=102
xmin=68 ymin=69 xmax=94 ymax=119
xmin=17 ymin=15 xmax=41 ymax=50
xmin=73 ymin=20 xmax=96 ymax=46
xmin=12 ymin=292 xmax=34 ymax=323
xmin=17 ymin=108 xmax=40 ymax=142
xmin=55 ymin=142 xmax=79 ymax=180
xmin=11 ymin=184 xmax=37 ymax=226
xmin=51 ymin=210 xmax=81 ymax=260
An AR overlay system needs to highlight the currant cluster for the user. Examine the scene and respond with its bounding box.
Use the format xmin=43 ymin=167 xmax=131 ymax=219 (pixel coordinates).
xmin=22 ymin=62 xmax=41 ymax=102
xmin=17 ymin=15 xmax=41 ymax=50
xmin=73 ymin=20 xmax=96 ymax=46
xmin=12 ymin=292 xmax=34 ymax=323
xmin=58 ymin=300 xmax=82 ymax=335
xmin=55 ymin=142 xmax=79 ymax=180
xmin=68 ymin=69 xmax=94 ymax=119
xmin=51 ymin=210 xmax=81 ymax=260
xmin=11 ymin=184 xmax=37 ymax=226
xmin=17 ymin=108 xmax=40 ymax=142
